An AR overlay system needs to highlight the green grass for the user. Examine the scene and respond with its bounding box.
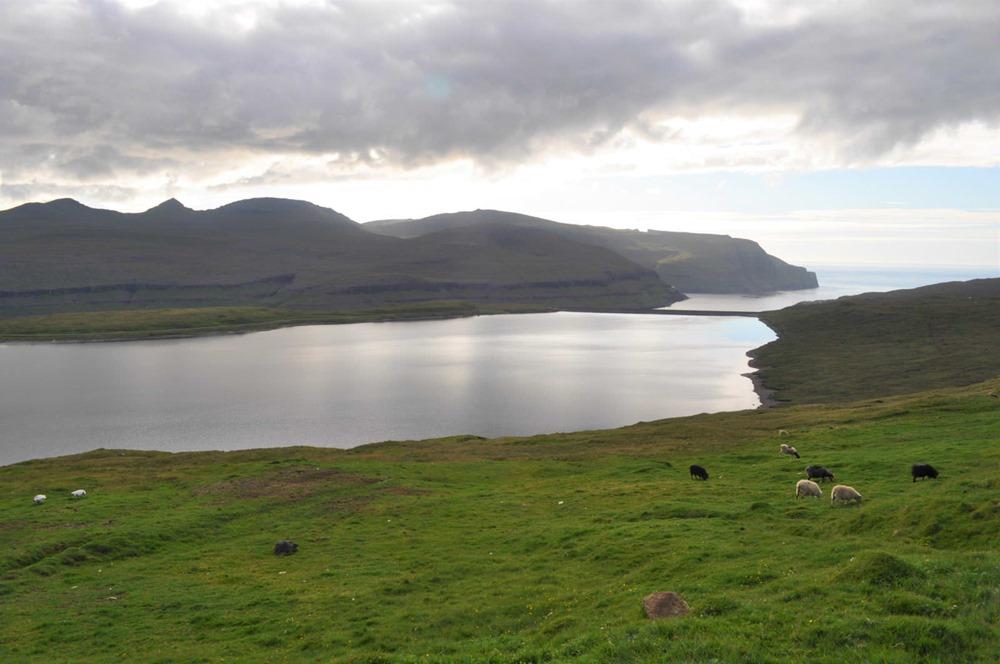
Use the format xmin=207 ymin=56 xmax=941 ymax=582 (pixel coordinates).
xmin=753 ymin=278 xmax=1000 ymax=404
xmin=1 ymin=379 xmax=997 ymax=662
xmin=0 ymin=302 xmax=552 ymax=341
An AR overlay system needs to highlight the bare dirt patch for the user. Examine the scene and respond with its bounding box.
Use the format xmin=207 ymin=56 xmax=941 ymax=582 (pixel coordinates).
xmin=193 ymin=466 xmax=380 ymax=501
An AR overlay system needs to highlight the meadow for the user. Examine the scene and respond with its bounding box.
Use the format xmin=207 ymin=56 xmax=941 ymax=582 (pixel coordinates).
xmin=1 ymin=379 xmax=997 ymax=662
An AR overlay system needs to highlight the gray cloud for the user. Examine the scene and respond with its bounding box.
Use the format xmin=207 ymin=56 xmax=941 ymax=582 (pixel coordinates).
xmin=0 ymin=181 xmax=138 ymax=203
xmin=1 ymin=0 xmax=998 ymax=187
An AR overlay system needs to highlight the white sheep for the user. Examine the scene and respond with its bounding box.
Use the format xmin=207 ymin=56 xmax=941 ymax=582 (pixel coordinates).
xmin=33 ymin=494 xmax=46 ymax=504
xmin=778 ymin=429 xmax=790 ymax=437
xmin=795 ymin=479 xmax=822 ymax=499
xmin=779 ymin=443 xmax=800 ymax=459
xmin=831 ymin=484 xmax=863 ymax=506
xmin=71 ymin=489 xmax=87 ymax=498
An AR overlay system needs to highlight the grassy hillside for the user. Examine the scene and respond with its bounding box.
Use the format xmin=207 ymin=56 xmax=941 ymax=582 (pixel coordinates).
xmin=0 ymin=199 xmax=679 ymax=317
xmin=366 ymin=210 xmax=818 ymax=294
xmin=752 ymin=278 xmax=1000 ymax=404
xmin=1 ymin=379 xmax=997 ymax=662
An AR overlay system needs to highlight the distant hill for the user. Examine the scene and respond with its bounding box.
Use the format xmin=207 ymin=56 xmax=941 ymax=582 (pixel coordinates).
xmin=366 ymin=210 xmax=818 ymax=294
xmin=0 ymin=198 xmax=679 ymax=316
xmin=751 ymin=278 xmax=1000 ymax=404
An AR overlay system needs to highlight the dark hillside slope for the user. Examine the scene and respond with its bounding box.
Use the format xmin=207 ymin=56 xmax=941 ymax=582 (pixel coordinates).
xmin=0 ymin=197 xmax=373 ymax=291
xmin=0 ymin=199 xmax=679 ymax=315
xmin=274 ymin=222 xmax=679 ymax=310
xmin=751 ymin=278 xmax=1000 ymax=404
xmin=366 ymin=209 xmax=818 ymax=293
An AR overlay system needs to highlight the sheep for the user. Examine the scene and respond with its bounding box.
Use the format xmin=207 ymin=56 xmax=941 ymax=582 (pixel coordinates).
xmin=805 ymin=465 xmax=835 ymax=482
xmin=779 ymin=443 xmax=800 ymax=459
xmin=911 ymin=464 xmax=939 ymax=482
xmin=71 ymin=489 xmax=87 ymax=498
xmin=32 ymin=494 xmax=46 ymax=505
xmin=831 ymin=484 xmax=862 ymax=506
xmin=795 ymin=479 xmax=822 ymax=499
xmin=689 ymin=464 xmax=709 ymax=481
xmin=274 ymin=540 xmax=298 ymax=556
xmin=778 ymin=429 xmax=790 ymax=437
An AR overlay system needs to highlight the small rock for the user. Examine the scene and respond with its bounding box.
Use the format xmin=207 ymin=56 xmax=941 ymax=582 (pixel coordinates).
xmin=643 ymin=591 xmax=690 ymax=619
xmin=273 ymin=540 xmax=298 ymax=556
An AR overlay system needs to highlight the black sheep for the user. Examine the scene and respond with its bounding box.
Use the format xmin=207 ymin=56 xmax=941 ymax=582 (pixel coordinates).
xmin=805 ymin=465 xmax=835 ymax=482
xmin=911 ymin=464 xmax=939 ymax=482
xmin=689 ymin=464 xmax=709 ymax=481
xmin=273 ymin=540 xmax=299 ymax=555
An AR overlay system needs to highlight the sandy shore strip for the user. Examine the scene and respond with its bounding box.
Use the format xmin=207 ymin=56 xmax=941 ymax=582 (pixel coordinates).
xmin=744 ymin=369 xmax=780 ymax=409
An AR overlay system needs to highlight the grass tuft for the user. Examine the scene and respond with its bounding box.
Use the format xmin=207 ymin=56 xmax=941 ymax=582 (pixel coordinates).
xmin=837 ymin=551 xmax=925 ymax=587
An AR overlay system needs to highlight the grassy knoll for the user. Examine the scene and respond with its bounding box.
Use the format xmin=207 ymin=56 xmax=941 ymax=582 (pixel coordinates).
xmin=1 ymin=379 xmax=998 ymax=662
xmin=0 ymin=302 xmax=551 ymax=342
xmin=752 ymin=278 xmax=1000 ymax=404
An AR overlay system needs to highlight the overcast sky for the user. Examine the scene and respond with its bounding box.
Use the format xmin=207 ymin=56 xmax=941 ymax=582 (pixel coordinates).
xmin=1 ymin=0 xmax=997 ymax=268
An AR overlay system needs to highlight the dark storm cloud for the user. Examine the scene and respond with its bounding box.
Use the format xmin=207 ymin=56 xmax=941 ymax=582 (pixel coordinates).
xmin=1 ymin=0 xmax=998 ymax=183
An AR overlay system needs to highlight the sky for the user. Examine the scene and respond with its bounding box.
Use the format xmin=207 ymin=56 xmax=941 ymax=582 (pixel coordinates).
xmin=0 ymin=0 xmax=997 ymax=269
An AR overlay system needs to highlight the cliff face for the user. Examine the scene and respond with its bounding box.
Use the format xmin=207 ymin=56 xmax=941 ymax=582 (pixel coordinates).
xmin=641 ymin=233 xmax=819 ymax=294
xmin=367 ymin=211 xmax=819 ymax=294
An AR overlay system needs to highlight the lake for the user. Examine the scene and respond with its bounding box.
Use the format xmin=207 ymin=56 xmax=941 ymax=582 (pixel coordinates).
xmin=3 ymin=264 xmax=995 ymax=467
xmin=0 ymin=312 xmax=773 ymax=466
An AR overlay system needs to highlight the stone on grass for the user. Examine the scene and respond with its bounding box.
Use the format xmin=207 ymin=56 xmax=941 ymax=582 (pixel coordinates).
xmin=273 ymin=540 xmax=298 ymax=556
xmin=643 ymin=591 xmax=690 ymax=619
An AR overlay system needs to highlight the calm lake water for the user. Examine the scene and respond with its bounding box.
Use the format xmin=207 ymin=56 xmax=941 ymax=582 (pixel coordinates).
xmin=3 ymin=264 xmax=995 ymax=466
xmin=0 ymin=312 xmax=773 ymax=466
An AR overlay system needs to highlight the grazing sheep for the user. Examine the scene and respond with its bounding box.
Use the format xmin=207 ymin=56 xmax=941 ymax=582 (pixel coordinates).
xmin=274 ymin=540 xmax=298 ymax=556
xmin=911 ymin=464 xmax=939 ymax=482
xmin=805 ymin=465 xmax=835 ymax=482
xmin=71 ymin=489 xmax=87 ymax=498
xmin=779 ymin=443 xmax=800 ymax=459
xmin=795 ymin=479 xmax=822 ymax=499
xmin=778 ymin=429 xmax=790 ymax=437
xmin=689 ymin=464 xmax=709 ymax=481
xmin=831 ymin=484 xmax=863 ymax=506
xmin=33 ymin=494 xmax=46 ymax=505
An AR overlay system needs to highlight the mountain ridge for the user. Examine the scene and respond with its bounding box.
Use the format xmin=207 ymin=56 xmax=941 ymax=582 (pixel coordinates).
xmin=0 ymin=197 xmax=680 ymax=316
xmin=366 ymin=209 xmax=818 ymax=294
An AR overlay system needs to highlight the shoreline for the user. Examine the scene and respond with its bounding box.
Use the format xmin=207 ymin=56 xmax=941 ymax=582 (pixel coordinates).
xmin=0 ymin=310 xmax=492 ymax=345
xmin=0 ymin=305 xmax=763 ymax=344
xmin=743 ymin=369 xmax=780 ymax=409
xmin=744 ymin=316 xmax=782 ymax=409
